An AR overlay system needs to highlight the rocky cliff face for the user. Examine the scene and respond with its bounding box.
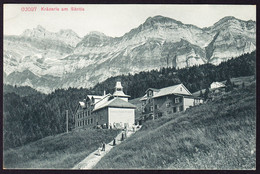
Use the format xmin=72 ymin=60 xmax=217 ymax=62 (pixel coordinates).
xmin=4 ymin=16 xmax=256 ymax=93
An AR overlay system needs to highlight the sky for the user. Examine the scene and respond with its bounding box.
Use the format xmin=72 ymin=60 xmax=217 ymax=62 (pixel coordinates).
xmin=4 ymin=4 xmax=256 ymax=37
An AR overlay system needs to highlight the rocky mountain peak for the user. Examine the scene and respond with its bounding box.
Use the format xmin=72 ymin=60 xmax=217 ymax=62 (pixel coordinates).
xmin=22 ymin=25 xmax=47 ymax=37
xmin=21 ymin=25 xmax=81 ymax=47
xmin=59 ymin=29 xmax=79 ymax=36
xmin=76 ymin=31 xmax=113 ymax=47
xmin=145 ymin=15 xmax=183 ymax=25
xmin=88 ymin=31 xmax=107 ymax=37
xmin=212 ymin=16 xmax=255 ymax=28
xmin=4 ymin=15 xmax=256 ymax=93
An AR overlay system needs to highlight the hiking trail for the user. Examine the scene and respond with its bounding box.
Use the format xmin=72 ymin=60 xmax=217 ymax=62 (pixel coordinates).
xmin=72 ymin=126 xmax=142 ymax=169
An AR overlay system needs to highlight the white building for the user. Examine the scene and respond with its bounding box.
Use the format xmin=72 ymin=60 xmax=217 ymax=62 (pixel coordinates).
xmin=210 ymin=82 xmax=226 ymax=89
xmin=74 ymin=82 xmax=136 ymax=129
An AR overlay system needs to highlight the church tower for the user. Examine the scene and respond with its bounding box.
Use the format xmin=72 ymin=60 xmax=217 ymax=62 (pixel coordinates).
xmin=113 ymin=81 xmax=130 ymax=102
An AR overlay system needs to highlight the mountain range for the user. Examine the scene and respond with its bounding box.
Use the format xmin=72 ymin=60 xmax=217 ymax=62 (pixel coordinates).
xmin=4 ymin=15 xmax=256 ymax=93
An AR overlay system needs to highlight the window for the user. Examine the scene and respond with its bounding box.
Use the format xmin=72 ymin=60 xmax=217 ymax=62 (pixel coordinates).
xmin=150 ymin=106 xmax=154 ymax=111
xmin=175 ymin=97 xmax=180 ymax=103
xmin=87 ymin=119 xmax=89 ymax=125
xmin=180 ymin=87 xmax=182 ymax=91
xmin=148 ymin=90 xmax=153 ymax=97
xmin=166 ymin=102 xmax=172 ymax=108
xmin=155 ymin=104 xmax=158 ymax=109
xmin=173 ymin=107 xmax=177 ymax=113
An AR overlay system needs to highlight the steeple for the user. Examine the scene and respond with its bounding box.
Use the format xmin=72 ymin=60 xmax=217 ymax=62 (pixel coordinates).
xmin=113 ymin=81 xmax=130 ymax=102
xmin=115 ymin=82 xmax=123 ymax=91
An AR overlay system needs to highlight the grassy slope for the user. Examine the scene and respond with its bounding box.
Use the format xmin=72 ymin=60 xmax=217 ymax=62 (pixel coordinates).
xmin=94 ymin=81 xmax=256 ymax=169
xmin=3 ymin=129 xmax=120 ymax=169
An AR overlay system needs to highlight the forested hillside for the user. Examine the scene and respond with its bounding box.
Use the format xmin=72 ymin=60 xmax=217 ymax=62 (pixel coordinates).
xmin=3 ymin=84 xmax=41 ymax=97
xmin=3 ymin=51 xmax=256 ymax=149
xmin=93 ymin=51 xmax=255 ymax=98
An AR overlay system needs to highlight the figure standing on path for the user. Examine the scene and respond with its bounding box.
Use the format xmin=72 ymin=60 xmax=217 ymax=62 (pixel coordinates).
xmin=113 ymin=138 xmax=116 ymax=146
xmin=102 ymin=142 xmax=106 ymax=152
xmin=121 ymin=132 xmax=124 ymax=141
xmin=125 ymin=129 xmax=128 ymax=138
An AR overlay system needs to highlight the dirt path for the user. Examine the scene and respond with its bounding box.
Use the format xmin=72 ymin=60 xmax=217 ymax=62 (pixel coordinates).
xmin=72 ymin=126 xmax=141 ymax=169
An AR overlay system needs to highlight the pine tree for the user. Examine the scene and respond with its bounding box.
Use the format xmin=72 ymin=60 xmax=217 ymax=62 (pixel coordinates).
xmin=225 ymin=77 xmax=233 ymax=92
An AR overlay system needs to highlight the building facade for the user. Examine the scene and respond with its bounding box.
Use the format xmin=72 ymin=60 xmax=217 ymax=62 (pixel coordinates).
xmin=74 ymin=82 xmax=136 ymax=129
xmin=140 ymin=84 xmax=203 ymax=120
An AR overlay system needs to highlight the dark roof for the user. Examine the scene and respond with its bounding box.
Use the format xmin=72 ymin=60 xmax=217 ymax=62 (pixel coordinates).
xmin=175 ymin=94 xmax=194 ymax=98
xmin=93 ymin=98 xmax=136 ymax=112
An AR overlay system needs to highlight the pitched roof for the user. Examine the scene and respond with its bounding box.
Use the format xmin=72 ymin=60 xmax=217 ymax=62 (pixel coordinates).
xmin=140 ymin=94 xmax=147 ymax=101
xmin=210 ymin=82 xmax=226 ymax=89
xmin=78 ymin=101 xmax=86 ymax=108
xmin=145 ymin=88 xmax=160 ymax=93
xmin=113 ymin=90 xmax=130 ymax=98
xmin=152 ymin=84 xmax=192 ymax=98
xmin=93 ymin=97 xmax=136 ymax=112
xmin=86 ymin=95 xmax=103 ymax=100
xmin=93 ymin=94 xmax=112 ymax=109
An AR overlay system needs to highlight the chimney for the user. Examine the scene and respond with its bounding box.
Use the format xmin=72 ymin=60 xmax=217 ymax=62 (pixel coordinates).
xmin=103 ymin=90 xmax=106 ymax=96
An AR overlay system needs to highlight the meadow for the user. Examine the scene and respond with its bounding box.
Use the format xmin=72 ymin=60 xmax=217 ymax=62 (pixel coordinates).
xmin=3 ymin=129 xmax=120 ymax=169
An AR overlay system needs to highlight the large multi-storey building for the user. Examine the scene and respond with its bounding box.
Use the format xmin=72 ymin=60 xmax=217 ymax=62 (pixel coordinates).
xmin=74 ymin=82 xmax=136 ymax=129
xmin=140 ymin=84 xmax=203 ymax=120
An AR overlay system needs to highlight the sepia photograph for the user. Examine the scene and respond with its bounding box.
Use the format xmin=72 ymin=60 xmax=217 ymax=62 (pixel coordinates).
xmin=3 ymin=4 xmax=256 ymax=170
